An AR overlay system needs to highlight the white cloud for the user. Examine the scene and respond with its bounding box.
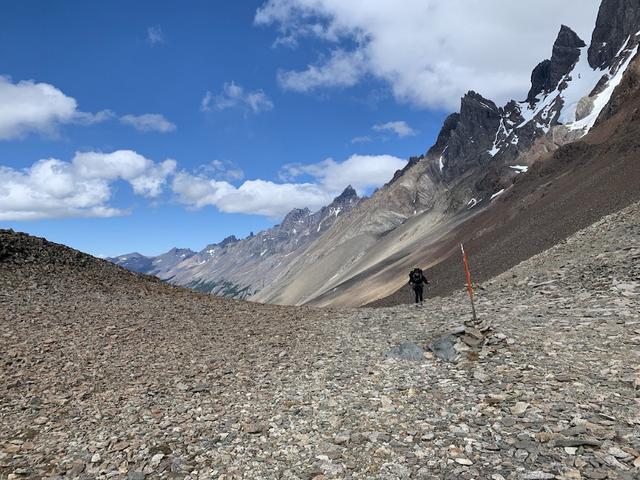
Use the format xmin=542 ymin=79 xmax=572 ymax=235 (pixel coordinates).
xmin=120 ymin=113 xmax=176 ymax=133
xmin=171 ymin=172 xmax=236 ymax=209
xmin=147 ymin=25 xmax=165 ymax=45
xmin=74 ymin=109 xmax=116 ymax=125
xmin=217 ymin=180 xmax=331 ymax=217
xmin=201 ymin=82 xmax=274 ymax=114
xmin=278 ymin=49 xmax=366 ymax=92
xmin=0 ymin=76 xmax=111 ymax=140
xmin=280 ymin=154 xmax=407 ymax=192
xmin=0 ymin=150 xmax=176 ymax=220
xmin=373 ymin=121 xmax=416 ymax=138
xmin=255 ymin=0 xmax=601 ymax=109
xmin=73 ymin=150 xmax=177 ymax=197
xmin=174 ymin=154 xmax=407 ymax=218
xmin=1 ymin=148 xmax=404 ymax=221
xmin=173 ymin=173 xmax=332 ymax=217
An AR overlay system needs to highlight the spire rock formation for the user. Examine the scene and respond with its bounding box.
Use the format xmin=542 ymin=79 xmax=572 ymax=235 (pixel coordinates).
xmin=527 ymin=25 xmax=586 ymax=104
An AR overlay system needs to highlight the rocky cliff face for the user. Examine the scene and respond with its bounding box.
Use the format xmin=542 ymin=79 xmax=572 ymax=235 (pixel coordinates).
xmin=438 ymin=92 xmax=501 ymax=182
xmin=589 ymin=0 xmax=640 ymax=69
xmin=527 ymin=25 xmax=586 ymax=104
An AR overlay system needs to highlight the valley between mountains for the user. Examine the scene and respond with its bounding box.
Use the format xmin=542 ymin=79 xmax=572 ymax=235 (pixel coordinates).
xmin=3 ymin=0 xmax=640 ymax=479
xmin=111 ymin=0 xmax=640 ymax=310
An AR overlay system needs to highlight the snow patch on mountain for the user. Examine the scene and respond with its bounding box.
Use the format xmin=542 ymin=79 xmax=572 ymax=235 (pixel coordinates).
xmin=569 ymin=43 xmax=639 ymax=131
xmin=491 ymin=189 xmax=505 ymax=200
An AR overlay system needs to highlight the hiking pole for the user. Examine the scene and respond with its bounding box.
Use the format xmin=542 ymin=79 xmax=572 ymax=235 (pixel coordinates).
xmin=461 ymin=243 xmax=478 ymax=324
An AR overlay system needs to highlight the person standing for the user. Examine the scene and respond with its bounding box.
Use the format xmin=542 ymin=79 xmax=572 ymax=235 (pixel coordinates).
xmin=408 ymin=267 xmax=430 ymax=305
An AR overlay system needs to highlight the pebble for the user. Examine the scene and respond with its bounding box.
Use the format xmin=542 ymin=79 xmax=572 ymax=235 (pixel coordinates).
xmin=521 ymin=472 xmax=555 ymax=480
xmin=511 ymin=402 xmax=530 ymax=415
xmin=150 ymin=453 xmax=164 ymax=467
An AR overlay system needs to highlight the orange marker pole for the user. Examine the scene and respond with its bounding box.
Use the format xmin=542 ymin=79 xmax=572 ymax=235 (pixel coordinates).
xmin=461 ymin=243 xmax=478 ymax=324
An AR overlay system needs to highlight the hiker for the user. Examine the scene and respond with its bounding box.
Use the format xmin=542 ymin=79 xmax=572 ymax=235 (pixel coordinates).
xmin=408 ymin=267 xmax=429 ymax=304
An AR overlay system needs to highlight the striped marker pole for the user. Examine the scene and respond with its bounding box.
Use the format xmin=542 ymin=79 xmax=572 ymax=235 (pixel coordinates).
xmin=461 ymin=243 xmax=478 ymax=324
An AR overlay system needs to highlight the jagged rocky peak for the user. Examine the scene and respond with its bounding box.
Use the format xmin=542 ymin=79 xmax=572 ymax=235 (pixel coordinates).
xmin=439 ymin=91 xmax=502 ymax=181
xmin=460 ymin=91 xmax=500 ymax=121
xmin=218 ymin=235 xmax=239 ymax=248
xmin=457 ymin=91 xmax=502 ymax=146
xmin=589 ymin=0 xmax=640 ymax=70
xmin=527 ymin=25 xmax=586 ymax=103
xmin=332 ymin=185 xmax=359 ymax=204
xmin=166 ymin=247 xmax=195 ymax=256
xmin=427 ymin=113 xmax=460 ymax=156
xmin=280 ymin=207 xmax=311 ymax=228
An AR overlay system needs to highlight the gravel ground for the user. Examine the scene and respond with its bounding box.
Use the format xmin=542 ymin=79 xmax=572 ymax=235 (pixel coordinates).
xmin=1 ymin=202 xmax=639 ymax=479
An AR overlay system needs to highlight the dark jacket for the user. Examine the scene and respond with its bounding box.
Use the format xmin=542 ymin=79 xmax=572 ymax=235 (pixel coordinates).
xmin=409 ymin=268 xmax=429 ymax=287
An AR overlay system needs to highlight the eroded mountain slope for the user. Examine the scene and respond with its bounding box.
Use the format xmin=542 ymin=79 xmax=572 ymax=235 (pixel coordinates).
xmin=256 ymin=0 xmax=640 ymax=307
xmin=110 ymin=187 xmax=361 ymax=299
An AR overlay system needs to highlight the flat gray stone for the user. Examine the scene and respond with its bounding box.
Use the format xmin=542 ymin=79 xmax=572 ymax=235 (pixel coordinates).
xmin=384 ymin=342 xmax=425 ymax=362
xmin=428 ymin=334 xmax=458 ymax=362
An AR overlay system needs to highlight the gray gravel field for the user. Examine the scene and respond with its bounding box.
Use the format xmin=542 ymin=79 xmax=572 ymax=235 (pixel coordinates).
xmin=1 ymin=202 xmax=639 ymax=479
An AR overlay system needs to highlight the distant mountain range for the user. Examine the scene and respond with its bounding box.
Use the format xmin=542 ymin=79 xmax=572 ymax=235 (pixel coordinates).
xmin=109 ymin=186 xmax=361 ymax=298
xmin=111 ymin=0 xmax=640 ymax=307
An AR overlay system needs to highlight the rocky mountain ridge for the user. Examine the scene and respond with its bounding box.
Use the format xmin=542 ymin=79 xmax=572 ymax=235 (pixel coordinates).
xmin=110 ymin=248 xmax=196 ymax=277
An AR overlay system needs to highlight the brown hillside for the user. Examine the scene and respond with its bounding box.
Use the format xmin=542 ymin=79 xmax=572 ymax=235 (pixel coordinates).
xmin=367 ymin=54 xmax=640 ymax=307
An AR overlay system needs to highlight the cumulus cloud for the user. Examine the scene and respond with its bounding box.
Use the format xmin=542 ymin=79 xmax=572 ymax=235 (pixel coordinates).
xmin=201 ymin=82 xmax=274 ymax=114
xmin=216 ymin=181 xmax=331 ymax=217
xmin=280 ymin=154 xmax=407 ymax=192
xmin=120 ymin=113 xmax=176 ymax=133
xmin=147 ymin=25 xmax=165 ymax=45
xmin=255 ymin=0 xmax=601 ymax=109
xmin=73 ymin=150 xmax=177 ymax=197
xmin=172 ymin=172 xmax=236 ymax=209
xmin=0 ymin=150 xmax=176 ymax=220
xmin=373 ymin=121 xmax=416 ymax=138
xmin=174 ymin=154 xmax=407 ymax=218
xmin=1 ymin=148 xmax=405 ymax=220
xmin=173 ymin=174 xmax=331 ymax=217
xmin=0 ymin=76 xmax=111 ymax=140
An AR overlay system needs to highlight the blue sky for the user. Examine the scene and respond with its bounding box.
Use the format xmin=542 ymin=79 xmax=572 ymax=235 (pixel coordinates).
xmin=0 ymin=0 xmax=599 ymax=256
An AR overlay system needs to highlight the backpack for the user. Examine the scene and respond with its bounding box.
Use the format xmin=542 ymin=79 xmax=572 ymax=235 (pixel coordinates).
xmin=410 ymin=269 xmax=423 ymax=284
